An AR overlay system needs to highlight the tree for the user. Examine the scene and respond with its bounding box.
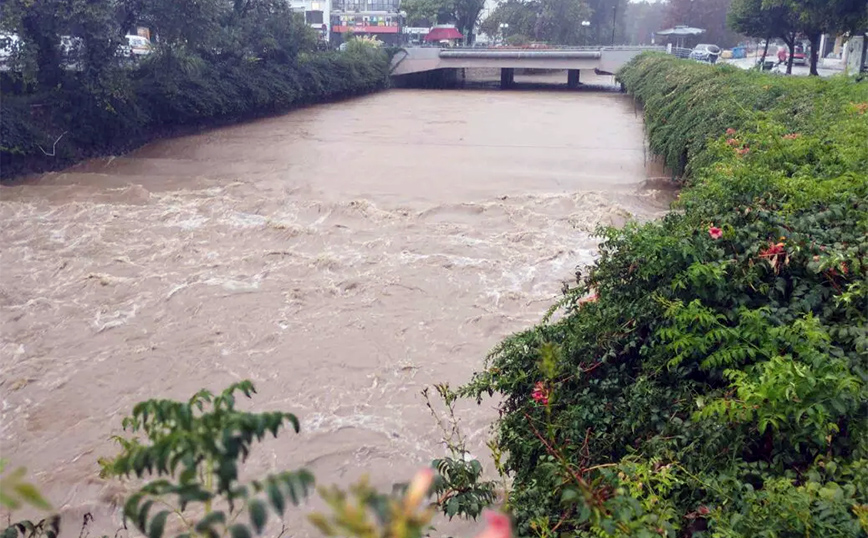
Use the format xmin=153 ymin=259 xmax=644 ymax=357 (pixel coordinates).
xmin=479 ymin=0 xmax=594 ymax=45
xmin=585 ymin=0 xmax=627 ymax=45
xmin=624 ymin=0 xmax=668 ymax=45
xmin=1 ymin=0 xmax=67 ymax=89
xmin=402 ymin=0 xmax=485 ymax=43
xmin=769 ymin=0 xmax=868 ymax=75
xmin=535 ymin=0 xmax=593 ymax=44
xmin=729 ymin=0 xmax=799 ymax=73
xmin=665 ymin=0 xmax=742 ymax=48
xmin=479 ymin=0 xmax=539 ymax=42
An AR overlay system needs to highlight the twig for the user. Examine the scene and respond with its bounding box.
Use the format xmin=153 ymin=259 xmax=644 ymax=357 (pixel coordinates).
xmin=79 ymin=513 xmax=94 ymax=538
xmin=579 ymin=428 xmax=592 ymax=470
xmin=551 ymin=507 xmax=574 ymax=532
xmin=523 ymin=412 xmax=589 ymax=491
xmin=37 ymin=131 xmax=68 ymax=157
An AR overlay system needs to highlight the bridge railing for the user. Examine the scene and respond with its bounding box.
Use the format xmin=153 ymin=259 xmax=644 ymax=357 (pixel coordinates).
xmin=406 ymin=44 xmax=666 ymax=52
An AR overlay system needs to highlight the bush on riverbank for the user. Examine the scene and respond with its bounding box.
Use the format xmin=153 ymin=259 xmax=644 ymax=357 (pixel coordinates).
xmin=463 ymin=54 xmax=868 ymax=536
xmin=0 ymin=0 xmax=389 ymax=180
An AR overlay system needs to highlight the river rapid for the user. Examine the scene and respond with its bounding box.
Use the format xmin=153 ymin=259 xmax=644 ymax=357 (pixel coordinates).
xmin=1 ymin=79 xmax=672 ymax=536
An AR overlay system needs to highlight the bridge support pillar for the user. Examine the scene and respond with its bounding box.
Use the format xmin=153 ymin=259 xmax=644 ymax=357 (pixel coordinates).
xmin=567 ymin=69 xmax=581 ymax=88
xmin=500 ymin=68 xmax=514 ymax=89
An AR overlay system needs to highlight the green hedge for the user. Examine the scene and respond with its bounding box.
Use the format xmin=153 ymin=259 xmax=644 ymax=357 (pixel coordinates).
xmin=464 ymin=54 xmax=868 ymax=536
xmin=0 ymin=47 xmax=389 ymax=180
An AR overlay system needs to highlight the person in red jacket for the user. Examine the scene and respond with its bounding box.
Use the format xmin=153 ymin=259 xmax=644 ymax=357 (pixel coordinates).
xmin=777 ymin=46 xmax=787 ymax=64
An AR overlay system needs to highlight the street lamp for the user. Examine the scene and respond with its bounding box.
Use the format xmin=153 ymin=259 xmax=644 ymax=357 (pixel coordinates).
xmin=499 ymin=22 xmax=509 ymax=45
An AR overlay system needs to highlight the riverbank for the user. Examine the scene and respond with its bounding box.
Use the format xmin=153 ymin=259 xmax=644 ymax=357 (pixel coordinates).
xmin=1 ymin=47 xmax=389 ymax=181
xmin=467 ymin=53 xmax=868 ymax=536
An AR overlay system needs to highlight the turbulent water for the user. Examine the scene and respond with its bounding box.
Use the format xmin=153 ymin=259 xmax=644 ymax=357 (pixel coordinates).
xmin=1 ymin=77 xmax=672 ymax=536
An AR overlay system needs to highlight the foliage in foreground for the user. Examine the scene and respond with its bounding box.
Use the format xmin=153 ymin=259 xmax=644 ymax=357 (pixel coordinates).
xmin=0 ymin=381 xmax=499 ymax=538
xmin=97 ymin=381 xmax=314 ymax=538
xmin=462 ymin=54 xmax=868 ymax=536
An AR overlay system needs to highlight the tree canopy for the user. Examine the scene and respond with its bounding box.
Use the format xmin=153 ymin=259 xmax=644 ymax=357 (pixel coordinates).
xmin=729 ymin=0 xmax=799 ymax=73
xmin=402 ymin=0 xmax=486 ymax=42
xmin=769 ymin=0 xmax=868 ymax=74
xmin=478 ymin=0 xmax=624 ymax=46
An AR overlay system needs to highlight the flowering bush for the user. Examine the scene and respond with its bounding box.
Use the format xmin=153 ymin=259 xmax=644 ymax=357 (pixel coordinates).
xmin=461 ymin=55 xmax=868 ymax=536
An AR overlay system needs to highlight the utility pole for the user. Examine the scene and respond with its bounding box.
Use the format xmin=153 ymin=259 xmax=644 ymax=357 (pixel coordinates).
xmin=611 ymin=2 xmax=617 ymax=46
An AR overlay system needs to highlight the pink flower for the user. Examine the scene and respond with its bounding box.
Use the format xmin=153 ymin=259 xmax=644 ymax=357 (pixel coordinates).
xmin=473 ymin=511 xmax=512 ymax=538
xmin=736 ymin=146 xmax=750 ymax=156
xmin=578 ymin=292 xmax=598 ymax=304
xmin=725 ymin=128 xmax=737 ymax=135
xmin=726 ymin=138 xmax=740 ymax=147
xmin=708 ymin=226 xmax=723 ymax=240
xmin=531 ymin=382 xmax=549 ymax=405
xmin=403 ymin=468 xmax=434 ymax=511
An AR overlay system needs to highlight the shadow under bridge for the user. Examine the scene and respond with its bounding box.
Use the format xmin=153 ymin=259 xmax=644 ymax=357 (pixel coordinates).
xmin=390 ymin=46 xmax=665 ymax=88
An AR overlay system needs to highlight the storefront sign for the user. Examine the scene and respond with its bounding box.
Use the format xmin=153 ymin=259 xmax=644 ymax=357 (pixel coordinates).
xmin=332 ymin=25 xmax=399 ymax=33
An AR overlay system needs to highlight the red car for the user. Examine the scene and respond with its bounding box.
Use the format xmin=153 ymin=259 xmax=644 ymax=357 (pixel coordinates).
xmin=778 ymin=44 xmax=807 ymax=65
xmin=792 ymin=44 xmax=807 ymax=65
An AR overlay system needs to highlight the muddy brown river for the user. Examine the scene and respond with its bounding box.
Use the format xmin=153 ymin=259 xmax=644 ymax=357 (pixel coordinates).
xmin=1 ymin=80 xmax=671 ymax=536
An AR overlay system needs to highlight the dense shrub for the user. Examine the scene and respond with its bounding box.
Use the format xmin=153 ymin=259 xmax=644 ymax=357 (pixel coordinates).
xmin=463 ymin=54 xmax=868 ymax=536
xmin=0 ymin=46 xmax=389 ymax=179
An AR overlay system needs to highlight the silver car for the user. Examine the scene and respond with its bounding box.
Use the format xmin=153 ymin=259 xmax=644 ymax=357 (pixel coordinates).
xmin=689 ymin=44 xmax=721 ymax=64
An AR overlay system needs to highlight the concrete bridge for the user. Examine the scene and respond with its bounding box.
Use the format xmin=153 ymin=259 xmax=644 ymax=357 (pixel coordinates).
xmin=390 ymin=46 xmax=665 ymax=87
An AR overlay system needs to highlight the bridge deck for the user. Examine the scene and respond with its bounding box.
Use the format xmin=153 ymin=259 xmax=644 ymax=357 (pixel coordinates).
xmin=391 ymin=46 xmax=664 ymax=77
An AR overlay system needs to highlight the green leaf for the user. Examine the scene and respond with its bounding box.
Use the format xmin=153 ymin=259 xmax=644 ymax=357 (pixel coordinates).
xmin=561 ymin=488 xmax=579 ymax=504
xmin=285 ymin=414 xmax=300 ymax=433
xmin=148 ymin=511 xmax=170 ymax=538
xmin=136 ymin=500 xmax=154 ymax=532
xmin=194 ymin=511 xmax=226 ymax=535
xmin=230 ymin=524 xmax=252 ymax=538
xmin=248 ymin=499 xmax=267 ymax=534
xmin=123 ymin=492 xmax=144 ymax=526
xmin=267 ymin=481 xmax=285 ymax=516
xmin=1 ymin=527 xmax=18 ymax=538
xmin=44 ymin=516 xmax=60 ymax=538
xmin=445 ymin=497 xmax=459 ymax=518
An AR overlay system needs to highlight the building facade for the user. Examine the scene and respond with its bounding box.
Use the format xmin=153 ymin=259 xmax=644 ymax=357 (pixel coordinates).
xmin=330 ymin=0 xmax=402 ymax=45
xmin=288 ymin=0 xmax=331 ymax=43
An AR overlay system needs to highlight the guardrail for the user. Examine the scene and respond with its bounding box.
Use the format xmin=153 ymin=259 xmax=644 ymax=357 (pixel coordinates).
xmin=439 ymin=49 xmax=603 ymax=59
xmin=406 ymin=45 xmax=665 ymax=52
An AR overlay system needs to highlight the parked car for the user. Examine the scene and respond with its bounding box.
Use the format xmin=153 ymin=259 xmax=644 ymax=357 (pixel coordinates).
xmin=791 ymin=43 xmax=807 ymax=65
xmin=125 ymin=34 xmax=152 ymax=57
xmin=0 ymin=33 xmax=20 ymax=70
xmin=689 ymin=43 xmax=721 ymax=63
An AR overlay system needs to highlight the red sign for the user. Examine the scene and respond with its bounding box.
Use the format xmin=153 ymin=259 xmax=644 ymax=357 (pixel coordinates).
xmin=332 ymin=25 xmax=399 ymax=34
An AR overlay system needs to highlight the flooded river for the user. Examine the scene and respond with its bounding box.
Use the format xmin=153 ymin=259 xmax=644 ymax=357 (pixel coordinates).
xmin=1 ymin=81 xmax=671 ymax=536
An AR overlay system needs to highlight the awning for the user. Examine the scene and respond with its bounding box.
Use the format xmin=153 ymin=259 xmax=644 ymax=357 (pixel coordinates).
xmin=655 ymin=25 xmax=705 ymax=48
xmin=655 ymin=25 xmax=705 ymax=37
xmin=424 ymin=26 xmax=463 ymax=42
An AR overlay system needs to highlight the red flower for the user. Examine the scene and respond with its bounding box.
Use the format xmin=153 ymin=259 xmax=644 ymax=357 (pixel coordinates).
xmin=708 ymin=226 xmax=723 ymax=239
xmin=531 ymin=382 xmax=550 ymax=405
xmin=726 ymin=128 xmax=737 ymax=135
xmin=726 ymin=138 xmax=740 ymax=147
xmin=759 ymin=242 xmax=786 ymax=258
xmin=736 ymin=147 xmax=750 ymax=156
